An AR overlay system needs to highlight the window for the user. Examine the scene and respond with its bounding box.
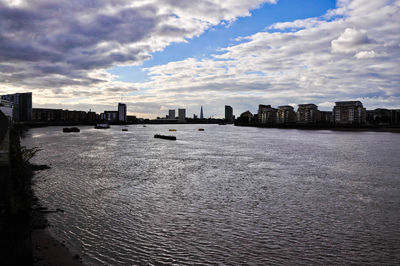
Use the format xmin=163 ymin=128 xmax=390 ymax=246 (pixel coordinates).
xmin=335 ymin=110 xmax=340 ymax=121
xmin=349 ymin=109 xmax=354 ymax=121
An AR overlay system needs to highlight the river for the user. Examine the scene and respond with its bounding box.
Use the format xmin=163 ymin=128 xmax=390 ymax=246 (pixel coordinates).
xmin=22 ymin=124 xmax=400 ymax=265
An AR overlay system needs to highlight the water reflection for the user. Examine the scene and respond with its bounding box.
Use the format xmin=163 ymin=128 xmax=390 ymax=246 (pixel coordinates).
xmin=23 ymin=125 xmax=400 ymax=265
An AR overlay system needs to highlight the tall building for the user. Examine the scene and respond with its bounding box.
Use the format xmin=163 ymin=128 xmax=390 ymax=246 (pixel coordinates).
xmin=333 ymin=101 xmax=366 ymax=125
xmin=297 ymin=104 xmax=320 ymax=124
xmin=169 ymin=109 xmax=175 ymax=120
xmin=200 ymin=106 xmax=204 ymax=119
xmin=178 ymin=108 xmax=186 ymax=121
xmin=225 ymin=105 xmax=233 ymax=123
xmin=277 ymin=105 xmax=296 ymax=124
xmin=0 ymin=99 xmax=13 ymax=121
xmin=1 ymin=92 xmax=32 ymax=121
xmin=257 ymin=104 xmax=277 ymax=124
xmin=118 ymin=103 xmax=127 ymax=122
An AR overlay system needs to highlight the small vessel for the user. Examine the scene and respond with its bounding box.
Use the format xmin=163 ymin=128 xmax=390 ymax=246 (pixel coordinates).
xmin=95 ymin=123 xmax=110 ymax=129
xmin=143 ymin=125 xmax=147 ymax=127
xmin=154 ymin=134 xmax=176 ymax=140
xmin=169 ymin=129 xmax=177 ymax=132
xmin=122 ymin=128 xmax=128 ymax=131
xmin=63 ymin=127 xmax=80 ymax=133
xmin=198 ymin=128 xmax=204 ymax=131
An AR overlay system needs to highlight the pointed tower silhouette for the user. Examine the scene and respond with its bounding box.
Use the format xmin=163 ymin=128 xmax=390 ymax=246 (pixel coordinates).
xmin=200 ymin=106 xmax=204 ymax=119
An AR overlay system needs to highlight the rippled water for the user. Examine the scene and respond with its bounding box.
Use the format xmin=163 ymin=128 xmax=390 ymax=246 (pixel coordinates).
xmin=23 ymin=125 xmax=400 ymax=265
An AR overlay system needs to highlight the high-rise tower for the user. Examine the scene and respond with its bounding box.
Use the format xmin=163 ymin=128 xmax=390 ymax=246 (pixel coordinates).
xmin=200 ymin=106 xmax=204 ymax=119
xmin=118 ymin=103 xmax=127 ymax=122
xmin=225 ymin=105 xmax=233 ymax=123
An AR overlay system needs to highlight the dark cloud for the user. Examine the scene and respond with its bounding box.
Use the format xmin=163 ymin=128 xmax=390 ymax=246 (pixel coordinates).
xmin=0 ymin=0 xmax=194 ymax=88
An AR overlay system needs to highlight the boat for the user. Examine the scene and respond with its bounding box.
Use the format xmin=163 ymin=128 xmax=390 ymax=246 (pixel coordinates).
xmin=63 ymin=127 xmax=80 ymax=133
xmin=154 ymin=134 xmax=176 ymax=140
xmin=122 ymin=128 xmax=128 ymax=131
xmin=95 ymin=123 xmax=110 ymax=129
xmin=169 ymin=129 xmax=177 ymax=131
xmin=198 ymin=128 xmax=204 ymax=131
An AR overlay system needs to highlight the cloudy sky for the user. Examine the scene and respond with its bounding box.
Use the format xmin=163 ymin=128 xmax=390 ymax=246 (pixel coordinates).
xmin=1 ymin=0 xmax=399 ymax=118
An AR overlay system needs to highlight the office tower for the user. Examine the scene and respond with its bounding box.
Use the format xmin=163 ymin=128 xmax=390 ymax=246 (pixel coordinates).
xmin=178 ymin=108 xmax=186 ymax=121
xmin=169 ymin=109 xmax=175 ymax=120
xmin=225 ymin=105 xmax=233 ymax=123
xmin=200 ymin=106 xmax=204 ymax=119
xmin=118 ymin=103 xmax=127 ymax=122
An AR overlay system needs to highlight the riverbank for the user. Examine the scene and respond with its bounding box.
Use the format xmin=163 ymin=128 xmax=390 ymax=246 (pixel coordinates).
xmin=32 ymin=229 xmax=82 ymax=265
xmin=0 ymin=123 xmax=84 ymax=265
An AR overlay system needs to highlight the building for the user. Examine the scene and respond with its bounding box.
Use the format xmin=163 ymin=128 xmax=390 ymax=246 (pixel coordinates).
xmin=257 ymin=104 xmax=277 ymax=124
xmin=200 ymin=106 xmax=204 ymax=119
xmin=32 ymin=108 xmax=62 ymax=121
xmin=277 ymin=105 xmax=296 ymax=124
xmin=333 ymin=101 xmax=366 ymax=125
xmin=168 ymin=109 xmax=175 ymax=120
xmin=320 ymin=111 xmax=333 ymax=124
xmin=118 ymin=103 xmax=127 ymax=122
xmin=366 ymin=108 xmax=400 ymax=125
xmin=104 ymin=111 xmax=118 ymax=122
xmin=390 ymin=109 xmax=400 ymax=125
xmin=225 ymin=105 xmax=234 ymax=123
xmin=87 ymin=111 xmax=97 ymax=122
xmin=0 ymin=99 xmax=13 ymax=121
xmin=296 ymin=104 xmax=320 ymax=124
xmin=237 ymin=110 xmax=253 ymax=124
xmin=1 ymin=92 xmax=32 ymax=121
xmin=178 ymin=108 xmax=186 ymax=122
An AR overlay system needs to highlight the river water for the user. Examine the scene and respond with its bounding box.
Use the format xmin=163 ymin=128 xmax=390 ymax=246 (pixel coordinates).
xmin=23 ymin=124 xmax=400 ymax=265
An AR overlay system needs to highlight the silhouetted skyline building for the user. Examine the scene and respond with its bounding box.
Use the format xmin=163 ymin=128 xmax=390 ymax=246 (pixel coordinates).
xmin=169 ymin=109 xmax=175 ymax=120
xmin=178 ymin=108 xmax=186 ymax=121
xmin=225 ymin=105 xmax=233 ymax=123
xmin=200 ymin=106 xmax=204 ymax=119
xmin=1 ymin=92 xmax=32 ymax=121
xmin=118 ymin=103 xmax=127 ymax=122
xmin=103 ymin=111 xmax=118 ymax=121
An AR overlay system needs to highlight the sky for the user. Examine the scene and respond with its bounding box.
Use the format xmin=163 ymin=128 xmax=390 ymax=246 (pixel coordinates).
xmin=0 ymin=0 xmax=399 ymax=118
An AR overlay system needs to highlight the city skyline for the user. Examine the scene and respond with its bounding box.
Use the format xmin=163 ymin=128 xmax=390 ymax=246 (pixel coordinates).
xmin=0 ymin=0 xmax=399 ymax=118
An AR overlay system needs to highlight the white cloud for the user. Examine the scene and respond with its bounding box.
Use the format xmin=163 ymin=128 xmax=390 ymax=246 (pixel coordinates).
xmin=1 ymin=0 xmax=399 ymax=118
xmin=354 ymin=50 xmax=377 ymax=59
xmin=269 ymin=17 xmax=323 ymax=30
xmin=0 ymin=0 xmax=275 ymax=115
xmin=135 ymin=0 xmax=400 ymax=117
xmin=331 ymin=28 xmax=373 ymax=53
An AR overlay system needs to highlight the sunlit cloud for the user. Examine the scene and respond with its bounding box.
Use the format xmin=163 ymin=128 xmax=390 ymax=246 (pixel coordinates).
xmin=0 ymin=0 xmax=399 ymax=118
